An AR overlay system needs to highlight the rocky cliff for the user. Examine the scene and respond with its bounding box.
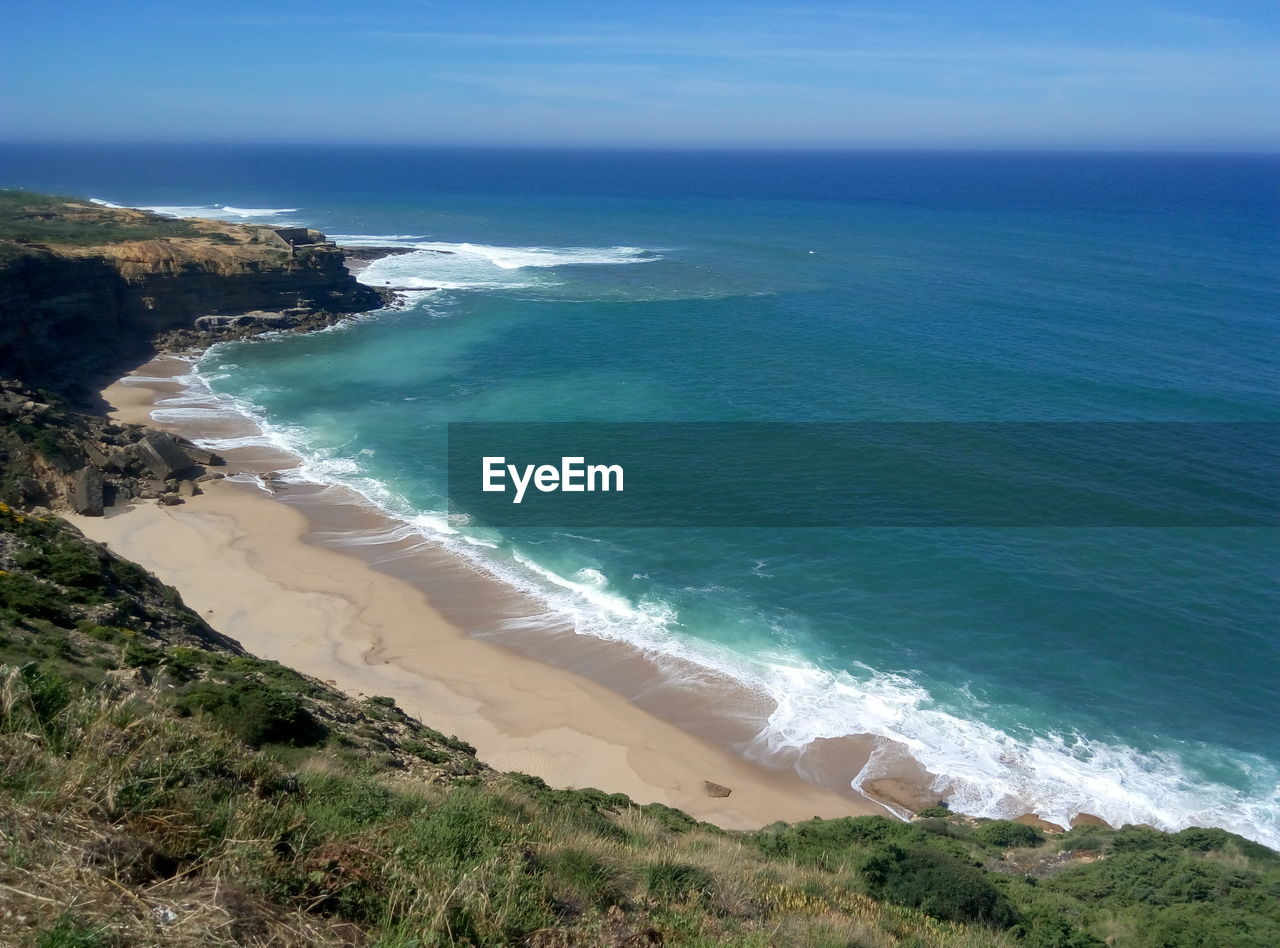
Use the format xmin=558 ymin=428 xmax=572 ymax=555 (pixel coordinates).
xmin=0 ymin=192 xmax=383 ymax=393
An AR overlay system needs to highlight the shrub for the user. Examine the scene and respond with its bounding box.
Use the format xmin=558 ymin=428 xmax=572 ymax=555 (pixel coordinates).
xmin=976 ymin=819 xmax=1046 ymax=848
xmin=174 ymin=678 xmax=326 ymax=747
xmin=917 ymin=817 xmax=953 ymax=836
xmin=0 ymin=572 xmax=71 ymax=624
xmin=122 ymin=639 xmax=163 ymax=668
xmin=81 ymin=624 xmax=122 ymax=643
xmin=402 ymin=739 xmax=449 ymax=764
xmin=12 ymin=664 xmax=76 ymax=727
xmin=860 ymin=842 xmax=1020 ymax=927
xmin=1140 ymin=898 xmax=1280 ymax=948
xmin=1047 ymin=849 xmax=1253 ymax=907
xmin=754 ymin=815 xmax=919 ymax=867
xmin=1058 ymin=833 xmax=1105 ymax=853
xmin=1109 ymin=825 xmax=1175 ymax=853
xmin=163 ymin=646 xmax=201 ymax=680
xmin=15 ymin=542 xmax=107 ymax=594
xmin=1173 ymin=826 xmax=1279 ymax=863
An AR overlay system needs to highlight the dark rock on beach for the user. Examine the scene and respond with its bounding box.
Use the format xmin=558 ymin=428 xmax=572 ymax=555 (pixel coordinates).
xmin=69 ymin=465 xmax=105 ymax=516
xmin=0 ymin=378 xmax=222 ymax=515
xmin=136 ymin=431 xmax=198 ymax=480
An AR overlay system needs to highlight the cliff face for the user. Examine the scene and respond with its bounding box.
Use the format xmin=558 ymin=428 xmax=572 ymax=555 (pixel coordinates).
xmin=0 ymin=194 xmax=382 ymax=390
xmin=0 ymin=250 xmax=130 ymax=378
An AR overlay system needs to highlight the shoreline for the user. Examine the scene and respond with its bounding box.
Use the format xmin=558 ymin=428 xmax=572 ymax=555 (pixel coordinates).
xmin=70 ymin=352 xmax=906 ymax=830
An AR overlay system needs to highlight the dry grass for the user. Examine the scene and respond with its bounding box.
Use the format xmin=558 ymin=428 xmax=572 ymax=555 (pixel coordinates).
xmin=0 ymin=665 xmax=1020 ymax=946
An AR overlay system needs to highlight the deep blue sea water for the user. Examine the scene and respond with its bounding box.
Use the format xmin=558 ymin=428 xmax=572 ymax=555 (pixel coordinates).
xmin=4 ymin=145 xmax=1277 ymax=845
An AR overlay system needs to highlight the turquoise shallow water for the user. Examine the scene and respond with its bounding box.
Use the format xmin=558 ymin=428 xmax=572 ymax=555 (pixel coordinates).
xmin=5 ymin=146 xmax=1277 ymax=844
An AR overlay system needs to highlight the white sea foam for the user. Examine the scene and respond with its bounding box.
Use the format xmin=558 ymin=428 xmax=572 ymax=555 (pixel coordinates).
xmin=333 ymin=235 xmax=659 ymax=269
xmin=89 ymin=197 xmax=301 ymax=223
xmin=353 ymin=240 xmax=660 ymax=291
xmin=139 ymin=203 xmax=300 ymax=220
xmin=417 ymin=242 xmax=659 ymax=270
xmin=335 ymin=237 xmax=657 ymax=295
xmin=354 ymin=249 xmax=552 ymax=294
xmin=749 ymin=660 xmax=1280 ymax=848
xmin=330 ymin=234 xmax=430 ymax=244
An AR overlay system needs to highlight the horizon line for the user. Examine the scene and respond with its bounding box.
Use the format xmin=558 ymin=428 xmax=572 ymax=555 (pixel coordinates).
xmin=2 ymin=140 xmax=1278 ymax=157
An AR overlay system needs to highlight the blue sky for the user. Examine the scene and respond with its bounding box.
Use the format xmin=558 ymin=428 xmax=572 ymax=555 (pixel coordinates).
xmin=3 ymin=0 xmax=1277 ymax=149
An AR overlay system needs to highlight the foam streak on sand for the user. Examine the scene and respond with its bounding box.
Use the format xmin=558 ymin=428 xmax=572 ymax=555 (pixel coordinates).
xmin=70 ymin=358 xmax=886 ymax=830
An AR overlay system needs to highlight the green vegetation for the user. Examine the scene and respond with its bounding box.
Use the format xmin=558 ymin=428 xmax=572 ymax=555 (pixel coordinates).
xmin=174 ymin=676 xmax=327 ymax=747
xmin=977 ymin=820 xmax=1047 ymax=849
xmin=2 ymin=503 xmax=1278 ymax=945
xmin=0 ymin=190 xmax=205 ymax=247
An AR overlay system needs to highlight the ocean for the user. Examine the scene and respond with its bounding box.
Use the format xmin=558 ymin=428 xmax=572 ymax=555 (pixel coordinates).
xmin=4 ymin=145 xmax=1277 ymax=846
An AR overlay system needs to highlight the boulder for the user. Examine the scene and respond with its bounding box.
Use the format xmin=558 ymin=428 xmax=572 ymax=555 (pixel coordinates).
xmin=1014 ymin=813 xmax=1066 ymax=833
xmin=193 ymin=314 xmax=234 ymax=330
xmin=104 ymin=448 xmax=132 ymax=472
xmin=16 ymin=476 xmax=45 ymax=505
xmin=175 ymin=438 xmax=223 ymax=466
xmin=84 ymin=442 xmax=111 ymax=467
xmin=1070 ymin=813 xmax=1113 ymax=829
xmin=70 ymin=466 xmax=105 ymax=516
xmin=703 ymin=781 xmax=733 ymax=798
xmin=104 ymin=666 xmax=152 ymax=691
xmin=136 ymin=432 xmax=197 ymax=480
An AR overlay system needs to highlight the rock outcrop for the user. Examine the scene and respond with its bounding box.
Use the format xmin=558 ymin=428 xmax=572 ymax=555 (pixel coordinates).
xmin=0 ymin=378 xmax=224 ymax=514
xmin=0 ymin=194 xmax=385 ymax=394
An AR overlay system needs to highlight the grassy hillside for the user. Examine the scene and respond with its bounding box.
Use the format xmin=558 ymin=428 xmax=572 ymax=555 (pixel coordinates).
xmin=2 ymin=500 xmax=1278 ymax=945
xmin=0 ymin=191 xmax=209 ymax=250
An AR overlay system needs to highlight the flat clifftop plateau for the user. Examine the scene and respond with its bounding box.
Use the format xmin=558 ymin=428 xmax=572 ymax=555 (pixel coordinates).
xmin=0 ymin=190 xmax=384 ymax=395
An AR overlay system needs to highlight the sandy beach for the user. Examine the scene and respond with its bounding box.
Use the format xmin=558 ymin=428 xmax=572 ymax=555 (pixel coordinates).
xmin=69 ymin=355 xmax=898 ymax=830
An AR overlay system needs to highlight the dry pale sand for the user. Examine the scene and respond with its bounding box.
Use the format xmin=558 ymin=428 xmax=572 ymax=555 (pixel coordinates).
xmin=70 ymin=358 xmax=896 ymax=829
